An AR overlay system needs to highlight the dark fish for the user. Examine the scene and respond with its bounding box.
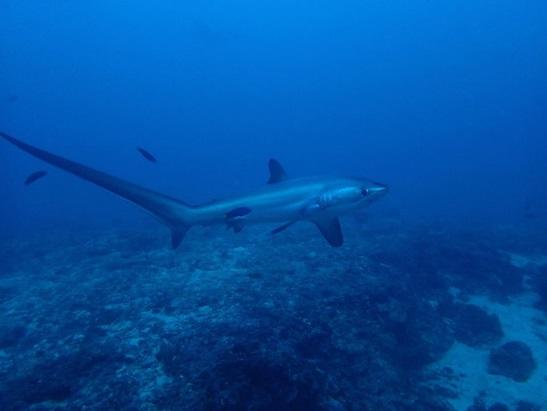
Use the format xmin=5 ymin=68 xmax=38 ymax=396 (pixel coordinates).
xmin=24 ymin=170 xmax=47 ymax=186
xmin=225 ymin=207 xmax=252 ymax=233
xmin=137 ymin=147 xmax=157 ymax=163
xmin=226 ymin=207 xmax=252 ymax=219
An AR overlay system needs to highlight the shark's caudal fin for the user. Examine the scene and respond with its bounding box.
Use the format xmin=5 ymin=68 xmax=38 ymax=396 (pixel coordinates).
xmin=0 ymin=132 xmax=193 ymax=248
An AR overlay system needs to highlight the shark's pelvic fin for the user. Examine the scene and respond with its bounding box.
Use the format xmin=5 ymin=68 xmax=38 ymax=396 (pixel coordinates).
xmin=271 ymin=220 xmax=296 ymax=235
xmin=313 ymin=217 xmax=344 ymax=247
xmin=267 ymin=158 xmax=288 ymax=184
xmin=0 ymin=132 xmax=193 ymax=249
xmin=171 ymin=227 xmax=189 ymax=248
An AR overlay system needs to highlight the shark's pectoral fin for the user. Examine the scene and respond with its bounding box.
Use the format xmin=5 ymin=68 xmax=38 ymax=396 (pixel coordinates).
xmin=313 ymin=217 xmax=343 ymax=247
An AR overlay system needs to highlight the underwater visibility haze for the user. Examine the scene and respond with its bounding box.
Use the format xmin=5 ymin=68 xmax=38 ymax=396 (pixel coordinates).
xmin=1 ymin=1 xmax=547 ymax=410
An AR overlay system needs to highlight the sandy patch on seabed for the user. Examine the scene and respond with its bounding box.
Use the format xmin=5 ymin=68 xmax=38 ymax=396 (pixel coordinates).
xmin=429 ymin=254 xmax=547 ymax=410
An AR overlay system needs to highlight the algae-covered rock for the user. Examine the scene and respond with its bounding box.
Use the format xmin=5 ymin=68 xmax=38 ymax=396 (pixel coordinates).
xmin=450 ymin=303 xmax=503 ymax=347
xmin=487 ymin=341 xmax=537 ymax=382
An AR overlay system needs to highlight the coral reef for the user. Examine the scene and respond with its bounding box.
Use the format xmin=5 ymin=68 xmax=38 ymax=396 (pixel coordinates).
xmin=0 ymin=222 xmax=546 ymax=410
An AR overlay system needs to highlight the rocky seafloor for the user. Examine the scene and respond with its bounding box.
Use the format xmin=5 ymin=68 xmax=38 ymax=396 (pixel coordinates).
xmin=0 ymin=220 xmax=546 ymax=411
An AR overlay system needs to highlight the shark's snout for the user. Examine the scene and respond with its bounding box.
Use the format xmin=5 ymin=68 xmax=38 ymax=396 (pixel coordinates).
xmin=362 ymin=182 xmax=388 ymax=198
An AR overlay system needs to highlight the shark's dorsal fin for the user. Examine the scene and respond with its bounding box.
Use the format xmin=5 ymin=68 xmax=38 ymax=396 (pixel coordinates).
xmin=267 ymin=159 xmax=288 ymax=184
xmin=314 ymin=217 xmax=344 ymax=247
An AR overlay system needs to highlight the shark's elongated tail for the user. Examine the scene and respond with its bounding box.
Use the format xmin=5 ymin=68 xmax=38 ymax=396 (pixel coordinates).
xmin=0 ymin=132 xmax=194 ymax=248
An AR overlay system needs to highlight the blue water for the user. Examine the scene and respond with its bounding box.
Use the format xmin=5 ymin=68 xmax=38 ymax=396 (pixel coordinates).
xmin=1 ymin=2 xmax=547 ymax=410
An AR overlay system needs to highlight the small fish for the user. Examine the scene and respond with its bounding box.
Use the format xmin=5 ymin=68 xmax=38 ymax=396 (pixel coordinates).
xmin=137 ymin=147 xmax=157 ymax=163
xmin=24 ymin=170 xmax=47 ymax=186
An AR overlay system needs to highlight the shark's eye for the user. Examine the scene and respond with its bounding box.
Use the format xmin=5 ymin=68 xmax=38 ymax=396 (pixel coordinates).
xmin=361 ymin=188 xmax=369 ymax=197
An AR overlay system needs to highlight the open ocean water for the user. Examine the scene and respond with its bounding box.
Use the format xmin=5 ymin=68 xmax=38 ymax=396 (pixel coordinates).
xmin=1 ymin=1 xmax=547 ymax=410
